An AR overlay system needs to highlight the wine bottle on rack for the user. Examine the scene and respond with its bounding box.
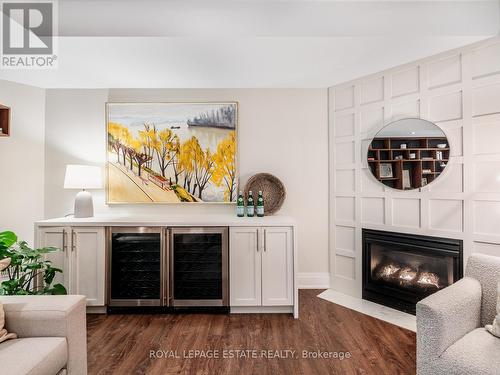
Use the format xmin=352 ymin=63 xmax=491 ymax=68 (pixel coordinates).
xmin=246 ymin=191 xmax=255 ymax=217
xmin=257 ymin=191 xmax=264 ymax=217
xmin=236 ymin=191 xmax=245 ymax=217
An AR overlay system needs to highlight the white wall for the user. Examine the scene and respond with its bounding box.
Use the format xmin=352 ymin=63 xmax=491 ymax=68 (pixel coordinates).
xmin=329 ymin=36 xmax=500 ymax=296
xmin=0 ymin=80 xmax=45 ymax=245
xmin=44 ymin=88 xmax=330 ymax=281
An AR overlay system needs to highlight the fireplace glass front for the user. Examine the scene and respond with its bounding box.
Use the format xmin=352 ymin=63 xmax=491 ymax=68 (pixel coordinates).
xmin=363 ymin=229 xmax=463 ymax=314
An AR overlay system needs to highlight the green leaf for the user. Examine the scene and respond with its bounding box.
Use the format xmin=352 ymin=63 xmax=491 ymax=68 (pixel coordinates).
xmin=0 ymin=232 xmax=66 ymax=295
xmin=26 ymin=263 xmax=42 ymax=270
xmin=36 ymin=247 xmax=60 ymax=254
xmin=1 ymin=279 xmax=20 ymax=295
xmin=0 ymin=231 xmax=17 ymax=248
xmin=44 ymin=268 xmax=56 ymax=285
xmin=50 ymin=283 xmax=67 ymax=295
xmin=0 ymin=247 xmax=10 ymax=259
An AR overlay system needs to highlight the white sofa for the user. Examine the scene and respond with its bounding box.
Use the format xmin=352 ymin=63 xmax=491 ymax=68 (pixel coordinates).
xmin=0 ymin=295 xmax=87 ymax=375
xmin=416 ymin=253 xmax=500 ymax=375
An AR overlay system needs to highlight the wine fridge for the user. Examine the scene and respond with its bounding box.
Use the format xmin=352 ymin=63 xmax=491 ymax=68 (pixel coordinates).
xmin=108 ymin=227 xmax=166 ymax=307
xmin=107 ymin=226 xmax=228 ymax=309
xmin=169 ymin=227 xmax=228 ymax=307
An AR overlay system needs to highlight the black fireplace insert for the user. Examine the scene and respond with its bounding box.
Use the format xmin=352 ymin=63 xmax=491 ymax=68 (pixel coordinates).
xmin=362 ymin=229 xmax=463 ymax=314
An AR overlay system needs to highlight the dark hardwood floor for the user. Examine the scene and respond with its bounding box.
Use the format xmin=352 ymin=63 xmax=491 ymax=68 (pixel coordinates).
xmin=87 ymin=290 xmax=416 ymax=375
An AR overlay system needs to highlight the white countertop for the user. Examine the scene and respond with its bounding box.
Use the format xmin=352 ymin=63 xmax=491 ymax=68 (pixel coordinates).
xmin=35 ymin=214 xmax=296 ymax=227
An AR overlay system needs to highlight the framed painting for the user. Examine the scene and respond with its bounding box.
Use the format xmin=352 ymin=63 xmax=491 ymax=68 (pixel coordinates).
xmin=379 ymin=163 xmax=393 ymax=178
xmin=106 ymin=102 xmax=238 ymax=204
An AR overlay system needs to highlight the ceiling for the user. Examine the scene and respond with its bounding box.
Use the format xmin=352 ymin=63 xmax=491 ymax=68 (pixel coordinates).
xmin=1 ymin=0 xmax=499 ymax=88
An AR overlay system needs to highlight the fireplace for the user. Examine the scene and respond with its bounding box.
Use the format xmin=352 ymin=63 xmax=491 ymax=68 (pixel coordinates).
xmin=362 ymin=229 xmax=463 ymax=314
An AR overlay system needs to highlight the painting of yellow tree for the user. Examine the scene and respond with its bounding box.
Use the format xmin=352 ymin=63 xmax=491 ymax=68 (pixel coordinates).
xmin=106 ymin=103 xmax=237 ymax=203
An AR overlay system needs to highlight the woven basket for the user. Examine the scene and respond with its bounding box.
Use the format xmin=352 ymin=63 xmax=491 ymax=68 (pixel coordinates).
xmin=244 ymin=173 xmax=286 ymax=215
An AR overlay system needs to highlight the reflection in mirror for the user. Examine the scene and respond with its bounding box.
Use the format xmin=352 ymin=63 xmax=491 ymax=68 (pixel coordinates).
xmin=367 ymin=118 xmax=450 ymax=190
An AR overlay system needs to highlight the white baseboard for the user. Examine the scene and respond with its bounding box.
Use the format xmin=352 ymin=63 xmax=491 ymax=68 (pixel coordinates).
xmin=231 ymin=306 xmax=293 ymax=314
xmin=298 ymin=272 xmax=330 ymax=289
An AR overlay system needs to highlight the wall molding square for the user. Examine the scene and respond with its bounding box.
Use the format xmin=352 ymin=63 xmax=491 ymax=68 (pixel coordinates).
xmin=428 ymin=54 xmax=462 ymax=90
xmin=360 ymin=76 xmax=384 ymax=105
xmin=391 ymin=66 xmax=420 ymax=98
xmin=335 ymin=85 xmax=355 ymax=111
xmin=473 ymin=200 xmax=500 ymax=236
xmin=392 ymin=198 xmax=421 ymax=229
xmin=429 ymin=90 xmax=463 ymax=122
xmin=472 ymin=82 xmax=500 ymax=117
xmin=335 ymin=196 xmax=356 ymax=222
xmin=334 ymin=254 xmax=356 ymax=281
xmin=335 ymin=113 xmax=355 ymax=137
xmin=335 ymin=169 xmax=356 ymax=193
xmin=429 ymin=199 xmax=464 ymax=232
xmin=471 ymin=42 xmax=500 ymax=80
xmin=361 ymin=197 xmax=385 ymax=225
xmin=334 ymin=140 xmax=355 ymax=165
xmin=473 ymin=115 xmax=500 ymax=155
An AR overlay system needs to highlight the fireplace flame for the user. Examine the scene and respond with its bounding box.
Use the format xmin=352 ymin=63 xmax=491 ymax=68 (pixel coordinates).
xmin=417 ymin=272 xmax=440 ymax=288
xmin=378 ymin=264 xmax=400 ymax=278
xmin=375 ymin=263 xmax=441 ymax=289
xmin=399 ymin=267 xmax=417 ymax=281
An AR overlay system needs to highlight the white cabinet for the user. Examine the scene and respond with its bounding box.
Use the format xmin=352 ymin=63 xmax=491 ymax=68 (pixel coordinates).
xmin=37 ymin=226 xmax=106 ymax=306
xmin=229 ymin=227 xmax=261 ymax=306
xmin=261 ymin=227 xmax=293 ymax=306
xmin=70 ymin=227 xmax=106 ymax=306
xmin=230 ymin=227 xmax=293 ymax=307
xmin=37 ymin=226 xmax=71 ymax=291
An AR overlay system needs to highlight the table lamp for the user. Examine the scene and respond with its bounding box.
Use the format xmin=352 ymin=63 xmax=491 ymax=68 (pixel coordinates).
xmin=64 ymin=165 xmax=103 ymax=218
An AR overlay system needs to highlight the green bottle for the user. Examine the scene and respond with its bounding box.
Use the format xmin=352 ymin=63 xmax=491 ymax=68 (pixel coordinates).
xmin=246 ymin=191 xmax=255 ymax=217
xmin=257 ymin=191 xmax=264 ymax=217
xmin=236 ymin=191 xmax=245 ymax=217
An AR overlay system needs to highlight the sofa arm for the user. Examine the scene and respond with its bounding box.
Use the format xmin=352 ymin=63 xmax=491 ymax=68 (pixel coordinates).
xmin=1 ymin=295 xmax=87 ymax=375
xmin=416 ymin=277 xmax=481 ymax=370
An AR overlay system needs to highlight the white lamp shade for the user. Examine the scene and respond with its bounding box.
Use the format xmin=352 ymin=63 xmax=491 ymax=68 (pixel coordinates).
xmin=64 ymin=165 xmax=103 ymax=190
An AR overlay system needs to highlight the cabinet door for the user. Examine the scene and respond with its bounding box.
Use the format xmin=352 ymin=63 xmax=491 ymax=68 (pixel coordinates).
xmin=261 ymin=227 xmax=293 ymax=306
xmin=37 ymin=227 xmax=71 ymax=292
xmin=229 ymin=227 xmax=261 ymax=306
xmin=71 ymin=227 xmax=106 ymax=306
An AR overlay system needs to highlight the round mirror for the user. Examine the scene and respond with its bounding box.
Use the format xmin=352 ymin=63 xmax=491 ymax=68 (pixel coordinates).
xmin=367 ymin=118 xmax=450 ymax=190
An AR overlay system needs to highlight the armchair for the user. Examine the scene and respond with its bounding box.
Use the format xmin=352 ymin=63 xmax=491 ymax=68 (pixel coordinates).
xmin=416 ymin=253 xmax=500 ymax=375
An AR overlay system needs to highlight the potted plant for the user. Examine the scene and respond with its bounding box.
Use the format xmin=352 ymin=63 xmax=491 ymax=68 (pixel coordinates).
xmin=0 ymin=231 xmax=67 ymax=295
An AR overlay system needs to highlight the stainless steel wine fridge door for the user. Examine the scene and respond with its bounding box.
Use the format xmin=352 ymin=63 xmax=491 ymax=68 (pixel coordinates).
xmin=108 ymin=227 xmax=168 ymax=307
xmin=169 ymin=227 xmax=229 ymax=307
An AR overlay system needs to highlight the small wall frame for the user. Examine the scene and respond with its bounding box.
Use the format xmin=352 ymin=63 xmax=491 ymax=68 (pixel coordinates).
xmin=0 ymin=104 xmax=10 ymax=137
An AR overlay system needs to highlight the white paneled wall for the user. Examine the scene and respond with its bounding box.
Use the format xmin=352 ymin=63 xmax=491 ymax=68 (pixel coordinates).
xmin=329 ymin=37 xmax=500 ymax=297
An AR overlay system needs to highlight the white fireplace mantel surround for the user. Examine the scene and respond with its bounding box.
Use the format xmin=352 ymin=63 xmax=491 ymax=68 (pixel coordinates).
xmin=329 ymin=36 xmax=500 ymax=298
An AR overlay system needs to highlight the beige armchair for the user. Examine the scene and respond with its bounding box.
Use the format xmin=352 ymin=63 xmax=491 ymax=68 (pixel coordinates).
xmin=0 ymin=295 xmax=87 ymax=375
xmin=416 ymin=253 xmax=500 ymax=375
